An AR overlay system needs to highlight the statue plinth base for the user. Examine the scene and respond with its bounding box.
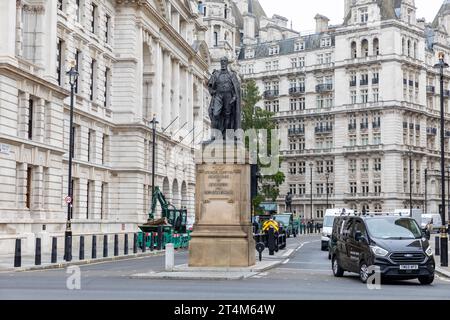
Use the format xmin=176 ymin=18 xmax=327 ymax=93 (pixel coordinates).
xmin=189 ymin=142 xmax=256 ymax=267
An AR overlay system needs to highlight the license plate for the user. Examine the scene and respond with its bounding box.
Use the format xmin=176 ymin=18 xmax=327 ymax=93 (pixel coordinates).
xmin=399 ymin=265 xmax=419 ymax=270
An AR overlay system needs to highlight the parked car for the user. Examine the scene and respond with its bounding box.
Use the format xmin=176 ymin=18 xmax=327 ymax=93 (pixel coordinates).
xmin=330 ymin=213 xmax=435 ymax=285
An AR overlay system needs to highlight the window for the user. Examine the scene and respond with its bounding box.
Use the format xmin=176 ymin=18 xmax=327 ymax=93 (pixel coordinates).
xmin=321 ymin=38 xmax=331 ymax=47
xmin=76 ymin=0 xmax=80 ymax=22
xmin=361 ymin=134 xmax=369 ymax=146
xmin=57 ymin=39 xmax=63 ymax=86
xmin=291 ymin=58 xmax=298 ymax=68
xmin=316 ymin=183 xmax=324 ymax=195
xmin=295 ymin=41 xmax=305 ymax=51
xmin=362 ymin=182 xmax=369 ymax=195
xmin=88 ymin=129 xmax=95 ymax=162
xmin=105 ymin=14 xmax=111 ymax=43
xmin=361 ymin=90 xmax=368 ymax=103
xmin=374 ymin=181 xmax=381 ymax=195
xmin=214 ymin=32 xmax=218 ymax=46
xmin=299 ymin=184 xmax=306 ymax=195
xmin=299 ymin=57 xmax=305 ymax=67
xmin=349 ymin=159 xmax=356 ymax=173
xmin=86 ymin=180 xmax=92 ymax=219
xmin=360 ymin=7 xmax=368 ymax=23
xmin=351 ymin=90 xmax=357 ymax=104
xmin=350 ymin=182 xmax=357 ymax=195
xmin=326 ymin=160 xmax=334 ymax=173
xmin=361 ymin=159 xmax=369 ymax=172
xmin=28 ymin=98 xmax=34 ymax=140
xmin=269 ymin=46 xmax=279 ymax=55
xmin=91 ymin=3 xmax=98 ymax=34
xmin=317 ymin=54 xmax=324 ymax=65
xmin=289 ymin=184 xmax=297 ymax=195
xmin=90 ymin=59 xmax=96 ymax=101
xmin=245 ymin=49 xmax=254 ymax=59
xmin=299 ymin=162 xmax=306 ymax=174
xmin=104 ymin=67 xmax=110 ymax=108
xmin=373 ymin=88 xmax=379 ymax=102
xmin=57 ymin=0 xmax=63 ymax=11
xmin=101 ymin=182 xmax=107 ymax=219
xmin=102 ymin=134 xmax=109 ymax=165
xmin=289 ymin=162 xmax=297 ymax=175
xmin=26 ymin=165 xmax=33 ymax=209
xmin=75 ymin=50 xmax=80 ymax=94
xmin=316 ymin=161 xmax=324 ymax=174
xmin=373 ymin=133 xmax=381 ymax=145
xmin=299 ymin=97 xmax=305 ymax=110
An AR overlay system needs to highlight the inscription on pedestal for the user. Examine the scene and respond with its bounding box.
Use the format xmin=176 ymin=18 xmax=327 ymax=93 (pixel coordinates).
xmin=203 ymin=166 xmax=234 ymax=199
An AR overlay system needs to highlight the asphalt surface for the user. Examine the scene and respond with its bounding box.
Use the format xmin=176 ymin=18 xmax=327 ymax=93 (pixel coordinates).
xmin=0 ymin=235 xmax=449 ymax=300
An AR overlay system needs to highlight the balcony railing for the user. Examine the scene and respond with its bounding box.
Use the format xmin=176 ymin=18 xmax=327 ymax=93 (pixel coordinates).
xmin=426 ymin=86 xmax=435 ymax=94
xmin=288 ymin=128 xmax=305 ymax=136
xmin=348 ymin=123 xmax=357 ymax=130
xmin=289 ymin=86 xmax=305 ymax=95
xmin=315 ymin=126 xmax=333 ymax=134
xmin=360 ymin=79 xmax=369 ymax=86
xmin=263 ymin=90 xmax=279 ymax=99
xmin=427 ymin=127 xmax=437 ymax=136
xmin=350 ymin=80 xmax=357 ymax=87
xmin=316 ymin=84 xmax=333 ymax=93
xmin=372 ymin=78 xmax=379 ymax=85
xmin=372 ymin=122 xmax=381 ymax=129
xmin=409 ymin=80 xmax=414 ymax=87
xmin=360 ymin=123 xmax=369 ymax=130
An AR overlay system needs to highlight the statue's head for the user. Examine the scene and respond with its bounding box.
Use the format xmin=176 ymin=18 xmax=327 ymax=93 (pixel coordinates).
xmin=220 ymin=57 xmax=229 ymax=71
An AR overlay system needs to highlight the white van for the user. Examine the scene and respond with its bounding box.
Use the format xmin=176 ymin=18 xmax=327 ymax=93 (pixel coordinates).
xmin=321 ymin=208 xmax=354 ymax=251
xmin=421 ymin=214 xmax=443 ymax=232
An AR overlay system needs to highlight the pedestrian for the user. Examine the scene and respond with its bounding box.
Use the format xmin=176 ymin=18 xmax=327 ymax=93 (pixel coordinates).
xmin=311 ymin=219 xmax=315 ymax=233
xmin=426 ymin=218 xmax=434 ymax=238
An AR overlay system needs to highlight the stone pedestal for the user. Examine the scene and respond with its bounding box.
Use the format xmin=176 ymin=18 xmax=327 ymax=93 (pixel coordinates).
xmin=189 ymin=142 xmax=256 ymax=267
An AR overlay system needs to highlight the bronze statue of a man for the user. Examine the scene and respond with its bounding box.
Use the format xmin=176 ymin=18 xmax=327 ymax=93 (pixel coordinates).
xmin=208 ymin=57 xmax=241 ymax=139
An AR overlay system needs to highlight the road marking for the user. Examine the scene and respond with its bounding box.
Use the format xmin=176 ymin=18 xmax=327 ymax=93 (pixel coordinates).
xmin=282 ymin=259 xmax=290 ymax=264
xmin=277 ymin=267 xmax=331 ymax=273
xmin=437 ymin=275 xmax=450 ymax=283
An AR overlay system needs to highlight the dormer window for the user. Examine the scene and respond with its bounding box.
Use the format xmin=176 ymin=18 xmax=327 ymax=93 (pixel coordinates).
xmin=245 ymin=49 xmax=254 ymax=59
xmin=321 ymin=38 xmax=331 ymax=48
xmin=269 ymin=45 xmax=279 ymax=56
xmin=359 ymin=7 xmax=368 ymax=23
xmin=295 ymin=41 xmax=305 ymax=51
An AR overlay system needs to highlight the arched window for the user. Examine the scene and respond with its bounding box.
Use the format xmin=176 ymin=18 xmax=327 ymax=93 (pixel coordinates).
xmin=351 ymin=41 xmax=357 ymax=58
xmin=224 ymin=4 xmax=228 ymax=19
xmin=407 ymin=39 xmax=411 ymax=57
xmin=402 ymin=38 xmax=405 ymax=55
xmin=373 ymin=38 xmax=379 ymax=56
xmin=413 ymin=42 xmax=417 ymax=59
xmin=361 ymin=39 xmax=369 ymax=57
xmin=214 ymin=31 xmax=218 ymax=46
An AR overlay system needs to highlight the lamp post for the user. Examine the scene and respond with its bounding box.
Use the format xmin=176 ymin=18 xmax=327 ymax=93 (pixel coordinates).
xmin=149 ymin=116 xmax=158 ymax=220
xmin=64 ymin=63 xmax=78 ymax=262
xmin=424 ymin=168 xmax=428 ymax=213
xmin=434 ymin=52 xmax=449 ymax=267
xmin=409 ymin=146 xmax=413 ymax=218
xmin=325 ymin=171 xmax=330 ymax=209
xmin=310 ymin=162 xmax=314 ymax=220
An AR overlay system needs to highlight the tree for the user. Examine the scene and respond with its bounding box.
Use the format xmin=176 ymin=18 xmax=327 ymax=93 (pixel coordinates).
xmin=241 ymin=80 xmax=285 ymax=214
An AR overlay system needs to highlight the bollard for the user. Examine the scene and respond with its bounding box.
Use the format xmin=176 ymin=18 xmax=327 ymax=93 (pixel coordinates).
xmin=79 ymin=236 xmax=85 ymax=260
xmin=92 ymin=235 xmax=97 ymax=259
xmin=114 ymin=234 xmax=119 ymax=257
xmin=103 ymin=235 xmax=108 ymax=257
xmin=133 ymin=233 xmax=137 ymax=254
xmin=157 ymin=226 xmax=163 ymax=251
xmin=14 ymin=239 xmax=21 ymax=268
xmin=51 ymin=237 xmax=57 ymax=263
xmin=35 ymin=238 xmax=41 ymax=266
xmin=142 ymin=233 xmax=147 ymax=252
xmin=124 ymin=234 xmax=129 ymax=255
xmin=165 ymin=243 xmax=175 ymax=271
xmin=268 ymin=227 xmax=275 ymax=256
xmin=435 ymin=236 xmax=440 ymax=256
xmin=150 ymin=233 xmax=154 ymax=252
xmin=256 ymin=243 xmax=265 ymax=262
xmin=66 ymin=236 xmax=72 ymax=262
xmin=441 ymin=231 xmax=448 ymax=267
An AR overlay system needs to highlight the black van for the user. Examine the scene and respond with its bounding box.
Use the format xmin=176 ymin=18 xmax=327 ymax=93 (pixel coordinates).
xmin=330 ymin=214 xmax=435 ymax=285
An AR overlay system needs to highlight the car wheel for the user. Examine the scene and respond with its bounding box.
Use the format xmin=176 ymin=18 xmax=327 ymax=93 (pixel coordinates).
xmin=359 ymin=262 xmax=371 ymax=284
xmin=418 ymin=275 xmax=434 ymax=285
xmin=332 ymin=256 xmax=344 ymax=277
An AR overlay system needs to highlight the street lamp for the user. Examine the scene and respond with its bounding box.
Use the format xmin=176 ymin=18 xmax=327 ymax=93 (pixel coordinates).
xmin=309 ymin=162 xmax=314 ymax=219
xmin=64 ymin=62 xmax=79 ymax=262
xmin=424 ymin=168 xmax=428 ymax=213
xmin=149 ymin=115 xmax=159 ymax=220
xmin=434 ymin=51 xmax=449 ymax=267
xmin=325 ymin=171 xmax=330 ymax=209
xmin=408 ymin=146 xmax=413 ymax=218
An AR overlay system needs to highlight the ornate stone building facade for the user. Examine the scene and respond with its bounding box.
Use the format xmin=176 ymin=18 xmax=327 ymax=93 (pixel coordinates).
xmin=239 ymin=0 xmax=450 ymax=219
xmin=0 ymin=0 xmax=211 ymax=252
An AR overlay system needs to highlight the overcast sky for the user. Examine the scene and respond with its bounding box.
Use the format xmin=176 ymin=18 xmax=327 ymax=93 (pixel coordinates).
xmin=258 ymin=0 xmax=443 ymax=32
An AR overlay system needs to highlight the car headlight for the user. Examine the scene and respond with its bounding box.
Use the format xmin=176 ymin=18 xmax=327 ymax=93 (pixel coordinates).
xmin=370 ymin=245 xmax=389 ymax=257
xmin=425 ymin=246 xmax=433 ymax=257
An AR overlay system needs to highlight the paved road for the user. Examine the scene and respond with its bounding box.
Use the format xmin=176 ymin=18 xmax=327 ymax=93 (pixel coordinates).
xmin=0 ymin=235 xmax=449 ymax=300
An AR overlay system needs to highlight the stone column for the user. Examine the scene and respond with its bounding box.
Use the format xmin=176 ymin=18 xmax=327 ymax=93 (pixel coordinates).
xmin=153 ymin=38 xmax=162 ymax=123
xmin=18 ymin=92 xmax=30 ymax=139
xmin=172 ymin=59 xmax=180 ymax=130
xmin=0 ymin=0 xmax=17 ymax=65
xmin=34 ymin=98 xmax=46 ymax=143
xmin=43 ymin=0 xmax=58 ymax=82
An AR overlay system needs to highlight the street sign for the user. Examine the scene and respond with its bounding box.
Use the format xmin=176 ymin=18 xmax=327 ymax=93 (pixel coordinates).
xmin=65 ymin=196 xmax=72 ymax=204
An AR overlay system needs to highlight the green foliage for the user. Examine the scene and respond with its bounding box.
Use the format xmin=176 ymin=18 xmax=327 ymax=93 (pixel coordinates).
xmin=242 ymin=80 xmax=286 ymax=212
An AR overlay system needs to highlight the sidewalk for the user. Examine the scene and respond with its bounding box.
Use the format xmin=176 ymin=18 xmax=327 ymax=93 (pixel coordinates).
xmin=430 ymin=234 xmax=450 ymax=279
